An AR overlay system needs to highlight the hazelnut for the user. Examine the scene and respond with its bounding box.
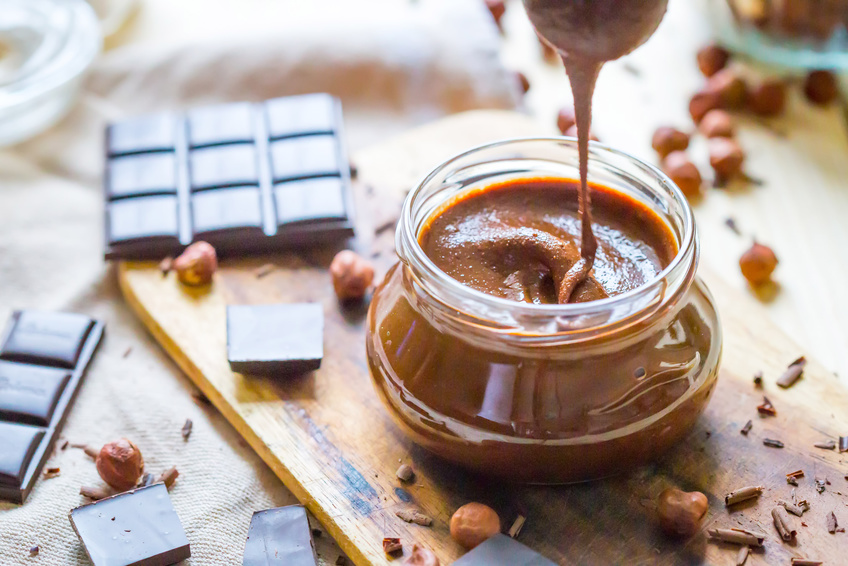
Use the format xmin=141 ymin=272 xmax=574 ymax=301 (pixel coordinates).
xmin=403 ymin=544 xmax=440 ymax=566
xmin=564 ymin=124 xmax=599 ymax=142
xmin=657 ymin=488 xmax=708 ymax=538
xmin=96 ymin=438 xmax=144 ymax=491
xmin=450 ymin=502 xmax=500 ymax=549
xmin=739 ymin=242 xmax=778 ymax=285
xmin=515 ymin=71 xmax=530 ymax=95
xmin=747 ymin=79 xmax=787 ymax=117
xmin=804 ymin=70 xmax=839 ymax=106
xmin=174 ymin=241 xmax=217 ymax=286
xmin=696 ymin=43 xmax=730 ymax=77
xmin=330 ymin=250 xmax=375 ymax=301
xmin=689 ymin=90 xmax=723 ymax=124
xmin=705 ymin=68 xmax=747 ymax=109
xmin=708 ymin=137 xmax=745 ymax=181
xmin=651 ymin=127 xmax=690 ymax=158
xmin=556 ymin=106 xmax=576 ymax=135
xmin=662 ymin=151 xmax=702 ymax=198
xmin=485 ymin=0 xmax=506 ymax=31
xmin=698 ymin=109 xmax=735 ymax=138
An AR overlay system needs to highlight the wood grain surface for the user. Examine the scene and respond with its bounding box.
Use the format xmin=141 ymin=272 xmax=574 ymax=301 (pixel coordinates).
xmin=119 ymin=111 xmax=848 ymax=565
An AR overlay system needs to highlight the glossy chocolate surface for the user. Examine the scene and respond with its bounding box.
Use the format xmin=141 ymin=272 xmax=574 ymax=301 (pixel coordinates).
xmin=0 ymin=310 xmax=103 ymax=503
xmin=104 ymin=94 xmax=355 ymax=259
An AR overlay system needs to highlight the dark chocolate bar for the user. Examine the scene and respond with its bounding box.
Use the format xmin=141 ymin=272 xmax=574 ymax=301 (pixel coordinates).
xmin=242 ymin=505 xmax=318 ymax=566
xmin=227 ymin=304 xmax=323 ymax=376
xmin=453 ymin=535 xmax=557 ymax=566
xmin=104 ymin=94 xmax=355 ymax=260
xmin=69 ymin=483 xmax=190 ymax=566
xmin=0 ymin=310 xmax=104 ymax=503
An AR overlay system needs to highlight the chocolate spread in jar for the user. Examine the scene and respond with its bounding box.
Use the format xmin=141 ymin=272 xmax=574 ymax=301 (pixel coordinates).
xmin=419 ymin=178 xmax=677 ymax=304
xmin=521 ymin=0 xmax=669 ymax=299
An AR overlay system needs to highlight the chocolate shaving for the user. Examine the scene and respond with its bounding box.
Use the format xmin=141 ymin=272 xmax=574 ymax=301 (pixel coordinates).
xmin=839 ymin=436 xmax=848 ymax=453
xmin=707 ymin=527 xmax=767 ymax=547
xmin=508 ymin=515 xmax=526 ymax=538
xmin=814 ymin=440 xmax=836 ymax=450
xmin=254 ymin=263 xmax=276 ymax=278
xmin=725 ymin=485 xmax=763 ymax=506
xmin=382 ymin=537 xmax=402 ymax=554
xmin=395 ymin=508 xmax=432 ymax=526
xmin=791 ymin=559 xmax=824 ymax=566
xmin=772 ymin=507 xmax=796 ymax=541
xmin=777 ymin=356 xmax=807 ymax=388
xmin=786 ymin=470 xmax=804 ymax=483
xmin=779 ymin=500 xmax=809 ymax=517
xmin=741 ymin=420 xmax=753 ymax=435
xmin=79 ymin=486 xmax=111 ymax=500
xmin=122 ymin=346 xmax=132 ymax=358
xmin=735 ymin=545 xmax=749 ymax=566
xmin=181 ymin=419 xmax=192 ymax=441
xmin=815 ymin=478 xmax=826 ymax=493
xmin=763 ymin=438 xmax=784 ymax=448
xmin=158 ymin=256 xmax=173 ymax=276
xmin=60 ymin=439 xmax=69 ymax=450
xmin=757 ymin=396 xmax=776 ymax=416
xmin=827 ymin=511 xmax=838 ymax=534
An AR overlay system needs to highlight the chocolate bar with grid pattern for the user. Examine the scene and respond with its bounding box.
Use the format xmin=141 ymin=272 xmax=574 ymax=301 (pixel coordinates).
xmin=104 ymin=94 xmax=355 ymax=260
xmin=0 ymin=310 xmax=104 ymax=503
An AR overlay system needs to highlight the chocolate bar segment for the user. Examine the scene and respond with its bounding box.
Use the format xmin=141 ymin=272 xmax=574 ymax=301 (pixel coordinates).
xmin=0 ymin=310 xmax=103 ymax=503
xmin=103 ymin=94 xmax=354 ymax=260
xmin=107 ymin=113 xmax=177 ymax=156
xmin=0 ymin=311 xmax=94 ymax=369
xmin=227 ymin=304 xmax=323 ymax=376
xmin=0 ymin=422 xmax=45 ymax=487
xmin=242 ymin=505 xmax=318 ymax=566
xmin=0 ymin=363 xmax=71 ymax=426
xmin=70 ymin=483 xmax=190 ymax=566
xmin=453 ymin=534 xmax=557 ymax=566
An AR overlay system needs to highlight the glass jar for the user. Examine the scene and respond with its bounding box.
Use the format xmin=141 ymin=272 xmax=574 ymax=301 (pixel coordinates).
xmin=706 ymin=0 xmax=848 ymax=69
xmin=366 ymin=139 xmax=722 ymax=484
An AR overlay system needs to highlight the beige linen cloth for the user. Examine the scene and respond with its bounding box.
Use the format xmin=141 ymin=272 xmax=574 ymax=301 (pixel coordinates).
xmin=0 ymin=0 xmax=518 ymax=563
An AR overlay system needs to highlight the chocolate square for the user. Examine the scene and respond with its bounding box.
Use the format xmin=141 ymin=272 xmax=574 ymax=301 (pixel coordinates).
xmin=227 ymin=303 xmax=323 ymax=376
xmin=107 ymin=153 xmax=178 ymax=199
xmin=269 ymin=136 xmax=341 ymax=182
xmin=0 ymin=311 xmax=95 ymax=370
xmin=0 ymin=362 xmax=71 ymax=426
xmin=265 ymin=93 xmax=337 ymax=139
xmin=188 ymin=102 xmax=255 ymax=148
xmin=453 ymin=535 xmax=557 ymax=566
xmin=0 ymin=422 xmax=45 ymax=488
xmin=192 ymin=186 xmax=264 ymax=238
xmin=274 ymin=177 xmax=347 ymax=225
xmin=70 ymin=484 xmax=191 ymax=566
xmin=243 ymin=505 xmax=318 ymax=566
xmin=190 ymin=144 xmax=259 ymax=190
xmin=107 ymin=195 xmax=180 ymax=245
xmin=107 ymin=113 xmax=177 ymax=156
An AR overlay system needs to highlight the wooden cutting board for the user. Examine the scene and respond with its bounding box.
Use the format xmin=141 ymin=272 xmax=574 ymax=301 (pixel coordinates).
xmin=119 ymin=110 xmax=848 ymax=566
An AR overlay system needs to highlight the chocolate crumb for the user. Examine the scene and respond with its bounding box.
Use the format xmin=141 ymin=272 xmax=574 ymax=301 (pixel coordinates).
xmin=753 ymin=371 xmax=763 ymax=386
xmin=725 ymin=217 xmax=742 ymax=236
xmin=158 ymin=256 xmax=173 ymax=276
xmin=181 ymin=419 xmax=193 ymax=441
xmin=814 ymin=440 xmax=836 ymax=450
xmin=43 ymin=467 xmax=60 ymax=479
xmin=382 ymin=537 xmax=402 ymax=554
xmin=816 ymin=478 xmax=826 ymax=493
xmin=60 ymin=439 xmax=69 ymax=450
xmin=335 ymin=557 xmax=347 ymax=566
xmin=29 ymin=546 xmax=39 ymax=556
xmin=763 ymin=438 xmax=784 ymax=448
xmin=122 ymin=346 xmax=132 ymax=358
xmin=741 ymin=420 xmax=753 ymax=435
xmin=396 ymin=464 xmax=414 ymax=482
xmin=157 ymin=466 xmax=179 ymax=489
xmin=254 ymin=263 xmax=276 ymax=278
xmin=757 ymin=396 xmax=776 ymax=416
xmin=311 ymin=528 xmax=322 ymax=538
xmin=395 ymin=508 xmax=433 ymax=526
xmin=792 ymin=558 xmax=824 ymax=566
xmin=777 ymin=356 xmax=807 ymax=388
xmin=827 ymin=511 xmax=838 ymax=534
xmin=508 ymin=514 xmax=526 ymax=538
xmin=839 ymin=436 xmax=848 ymax=453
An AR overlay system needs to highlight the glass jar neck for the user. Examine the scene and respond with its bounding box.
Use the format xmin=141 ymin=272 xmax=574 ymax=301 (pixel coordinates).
xmin=395 ymin=138 xmax=698 ymax=350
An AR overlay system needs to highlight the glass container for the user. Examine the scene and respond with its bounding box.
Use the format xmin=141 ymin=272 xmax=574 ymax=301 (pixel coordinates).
xmin=366 ymin=139 xmax=722 ymax=484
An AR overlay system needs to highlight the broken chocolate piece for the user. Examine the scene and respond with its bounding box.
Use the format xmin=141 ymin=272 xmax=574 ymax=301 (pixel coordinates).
xmin=69 ymin=484 xmax=190 ymax=566
xmin=777 ymin=356 xmax=806 ymax=388
xmin=763 ymin=438 xmax=784 ymax=448
xmin=382 ymin=538 xmax=402 ymax=555
xmin=453 ymin=534 xmax=556 ymax=565
xmin=740 ymin=420 xmax=752 ymax=435
xmin=227 ymin=304 xmax=323 ymax=376
xmin=243 ymin=505 xmax=318 ymax=566
xmin=0 ymin=311 xmax=104 ymax=503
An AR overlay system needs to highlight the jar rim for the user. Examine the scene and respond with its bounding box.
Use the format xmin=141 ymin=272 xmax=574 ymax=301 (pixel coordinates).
xmin=396 ymin=137 xmax=697 ymax=333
